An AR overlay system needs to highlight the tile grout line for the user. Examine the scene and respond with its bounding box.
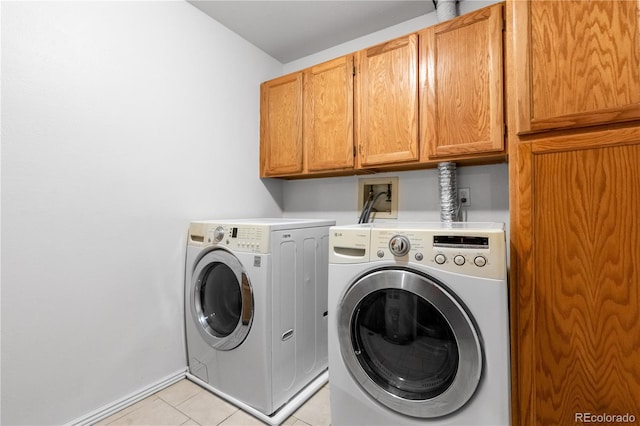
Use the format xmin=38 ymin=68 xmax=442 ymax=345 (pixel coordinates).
xmin=100 ymin=395 xmax=160 ymax=425
xmin=178 ymin=417 xmax=201 ymax=426
xmin=161 ymin=391 xmax=234 ymax=426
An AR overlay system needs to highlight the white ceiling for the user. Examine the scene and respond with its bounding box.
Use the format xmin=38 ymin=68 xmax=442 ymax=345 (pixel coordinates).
xmin=187 ymin=1 xmax=435 ymax=63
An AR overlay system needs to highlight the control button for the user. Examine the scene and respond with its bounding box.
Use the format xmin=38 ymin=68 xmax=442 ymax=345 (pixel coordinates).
xmin=415 ymin=253 xmax=424 ymax=261
xmin=389 ymin=235 xmax=411 ymax=257
xmin=434 ymin=254 xmax=446 ymax=264
xmin=474 ymin=256 xmax=487 ymax=267
xmin=213 ymin=226 xmax=225 ymax=242
xmin=377 ymin=250 xmax=384 ymax=258
xmin=454 ymin=255 xmax=466 ymax=266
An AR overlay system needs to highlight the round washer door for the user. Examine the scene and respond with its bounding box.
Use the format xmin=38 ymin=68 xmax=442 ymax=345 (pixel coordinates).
xmin=191 ymin=250 xmax=254 ymax=351
xmin=338 ymin=268 xmax=482 ymax=418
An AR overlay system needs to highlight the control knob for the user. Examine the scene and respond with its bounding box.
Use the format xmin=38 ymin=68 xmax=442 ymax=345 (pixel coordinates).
xmin=213 ymin=226 xmax=225 ymax=242
xmin=388 ymin=235 xmax=410 ymax=257
xmin=474 ymin=256 xmax=487 ymax=267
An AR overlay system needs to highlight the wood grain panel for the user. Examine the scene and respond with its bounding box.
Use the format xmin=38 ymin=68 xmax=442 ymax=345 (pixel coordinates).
xmin=513 ymin=0 xmax=640 ymax=133
xmin=421 ymin=3 xmax=504 ymax=159
xmin=531 ymin=142 xmax=640 ymax=425
xmin=510 ymin=142 xmax=534 ymax=426
xmin=357 ymin=34 xmax=419 ymax=167
xmin=304 ymin=56 xmax=354 ymax=172
xmin=260 ymin=73 xmax=303 ymax=177
xmin=530 ymin=1 xmax=640 ymax=118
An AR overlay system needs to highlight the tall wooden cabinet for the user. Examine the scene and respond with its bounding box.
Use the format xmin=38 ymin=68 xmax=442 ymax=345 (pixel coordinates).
xmin=511 ymin=129 xmax=640 ymax=426
xmin=508 ymin=1 xmax=640 ymax=425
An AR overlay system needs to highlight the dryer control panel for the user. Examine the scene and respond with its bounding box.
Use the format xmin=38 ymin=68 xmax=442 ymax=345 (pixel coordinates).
xmin=371 ymin=227 xmax=505 ymax=280
xmin=188 ymin=222 xmax=270 ymax=254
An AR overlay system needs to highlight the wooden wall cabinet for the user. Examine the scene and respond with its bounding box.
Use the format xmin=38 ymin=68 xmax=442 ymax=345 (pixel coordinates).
xmin=420 ymin=3 xmax=505 ymax=160
xmin=513 ymin=0 xmax=640 ymax=134
xmin=303 ymin=56 xmax=355 ymax=173
xmin=356 ymin=34 xmax=419 ymax=168
xmin=260 ymin=73 xmax=303 ymax=177
xmin=260 ymin=56 xmax=355 ymax=178
xmin=260 ymin=4 xmax=508 ymax=178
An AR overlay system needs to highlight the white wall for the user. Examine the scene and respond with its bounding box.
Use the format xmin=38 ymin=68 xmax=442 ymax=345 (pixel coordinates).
xmin=282 ymin=165 xmax=509 ymax=228
xmin=1 ymin=2 xmax=283 ymax=424
xmin=283 ymin=0 xmax=499 ymax=74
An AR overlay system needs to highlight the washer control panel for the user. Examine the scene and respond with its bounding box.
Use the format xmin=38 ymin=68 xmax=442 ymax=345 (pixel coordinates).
xmin=188 ymin=222 xmax=270 ymax=254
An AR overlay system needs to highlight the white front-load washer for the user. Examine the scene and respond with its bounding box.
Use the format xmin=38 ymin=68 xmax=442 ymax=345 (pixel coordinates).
xmin=328 ymin=222 xmax=510 ymax=425
xmin=185 ymin=218 xmax=335 ymax=425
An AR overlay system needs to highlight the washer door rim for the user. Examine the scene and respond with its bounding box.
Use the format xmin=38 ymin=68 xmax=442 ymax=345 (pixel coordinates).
xmin=337 ymin=267 xmax=483 ymax=418
xmin=191 ymin=249 xmax=254 ymax=351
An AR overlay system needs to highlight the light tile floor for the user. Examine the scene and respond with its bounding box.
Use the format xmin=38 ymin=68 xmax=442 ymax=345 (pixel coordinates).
xmin=94 ymin=379 xmax=331 ymax=426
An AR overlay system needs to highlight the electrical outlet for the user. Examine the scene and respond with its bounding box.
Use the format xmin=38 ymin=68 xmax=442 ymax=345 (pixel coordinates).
xmin=458 ymin=187 xmax=471 ymax=207
xmin=358 ymin=177 xmax=398 ymax=220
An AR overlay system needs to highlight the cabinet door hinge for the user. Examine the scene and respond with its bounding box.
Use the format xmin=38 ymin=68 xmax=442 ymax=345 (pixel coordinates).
xmin=353 ymin=146 xmax=357 ymax=157
xmin=353 ymin=65 xmax=356 ymax=77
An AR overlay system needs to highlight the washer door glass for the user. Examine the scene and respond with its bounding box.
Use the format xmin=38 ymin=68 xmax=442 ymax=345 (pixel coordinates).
xmin=192 ymin=250 xmax=253 ymax=350
xmin=200 ymin=263 xmax=242 ymax=337
xmin=338 ymin=268 xmax=482 ymax=418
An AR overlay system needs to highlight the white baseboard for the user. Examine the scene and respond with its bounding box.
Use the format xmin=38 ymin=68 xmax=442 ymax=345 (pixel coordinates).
xmin=66 ymin=368 xmax=187 ymax=426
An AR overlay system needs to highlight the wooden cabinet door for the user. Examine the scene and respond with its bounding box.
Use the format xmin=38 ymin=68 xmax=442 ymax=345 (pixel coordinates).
xmin=304 ymin=56 xmax=354 ymax=172
xmin=513 ymin=0 xmax=640 ymax=134
xmin=511 ymin=127 xmax=640 ymax=426
xmin=356 ymin=34 xmax=419 ymax=167
xmin=260 ymin=73 xmax=303 ymax=177
xmin=421 ymin=3 xmax=504 ymax=159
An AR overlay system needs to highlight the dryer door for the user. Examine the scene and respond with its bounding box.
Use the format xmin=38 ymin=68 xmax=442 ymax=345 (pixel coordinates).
xmin=338 ymin=268 xmax=482 ymax=418
xmin=191 ymin=250 xmax=254 ymax=351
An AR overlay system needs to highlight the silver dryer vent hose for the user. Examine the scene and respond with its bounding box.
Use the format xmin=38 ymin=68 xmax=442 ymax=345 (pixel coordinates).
xmin=438 ymin=162 xmax=458 ymax=223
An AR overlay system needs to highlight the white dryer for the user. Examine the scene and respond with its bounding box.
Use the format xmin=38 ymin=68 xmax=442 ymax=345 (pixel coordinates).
xmin=185 ymin=218 xmax=334 ymax=424
xmin=328 ymin=222 xmax=510 ymax=425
